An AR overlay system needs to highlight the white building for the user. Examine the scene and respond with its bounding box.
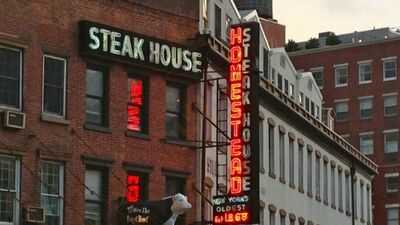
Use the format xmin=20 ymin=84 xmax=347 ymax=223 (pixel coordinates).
xmin=196 ymin=1 xmax=378 ymax=225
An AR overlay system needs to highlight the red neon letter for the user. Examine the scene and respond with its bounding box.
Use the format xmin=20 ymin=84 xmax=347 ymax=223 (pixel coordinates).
xmin=230 ymin=46 xmax=242 ymax=64
xmin=230 ymin=83 xmax=242 ymax=100
xmin=231 ymin=158 xmax=242 ymax=175
xmin=230 ymin=177 xmax=242 ymax=194
xmin=231 ymin=120 xmax=241 ymax=138
xmin=231 ymin=101 xmax=242 ymax=119
xmin=230 ymin=64 xmax=242 ymax=82
xmin=231 ymin=139 xmax=242 ymax=156
xmin=230 ymin=27 xmax=242 ymax=46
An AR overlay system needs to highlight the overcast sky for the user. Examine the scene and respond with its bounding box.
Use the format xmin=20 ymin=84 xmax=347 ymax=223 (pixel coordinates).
xmin=274 ymin=0 xmax=400 ymax=42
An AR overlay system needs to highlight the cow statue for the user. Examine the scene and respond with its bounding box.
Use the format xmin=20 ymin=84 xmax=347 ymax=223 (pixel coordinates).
xmin=126 ymin=193 xmax=192 ymax=225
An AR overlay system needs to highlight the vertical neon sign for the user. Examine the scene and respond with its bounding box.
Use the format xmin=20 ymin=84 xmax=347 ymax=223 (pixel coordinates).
xmin=213 ymin=22 xmax=260 ymax=225
xmin=126 ymin=175 xmax=141 ymax=203
xmin=128 ymin=79 xmax=144 ymax=132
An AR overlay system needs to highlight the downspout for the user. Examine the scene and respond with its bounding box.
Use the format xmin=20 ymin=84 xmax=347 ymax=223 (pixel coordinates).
xmin=201 ymin=54 xmax=209 ymax=225
xmin=351 ymin=166 xmax=356 ymax=225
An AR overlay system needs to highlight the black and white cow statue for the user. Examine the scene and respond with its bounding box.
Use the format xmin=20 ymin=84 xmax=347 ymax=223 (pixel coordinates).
xmin=126 ymin=193 xmax=192 ymax=225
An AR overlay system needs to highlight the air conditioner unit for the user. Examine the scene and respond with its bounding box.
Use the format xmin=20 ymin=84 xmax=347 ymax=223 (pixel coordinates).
xmin=25 ymin=207 xmax=45 ymax=224
xmin=3 ymin=110 xmax=26 ymax=129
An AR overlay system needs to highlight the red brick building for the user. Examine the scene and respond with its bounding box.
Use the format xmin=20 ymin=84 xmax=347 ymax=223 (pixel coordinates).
xmin=0 ymin=1 xmax=203 ymax=225
xmin=290 ymin=36 xmax=400 ymax=225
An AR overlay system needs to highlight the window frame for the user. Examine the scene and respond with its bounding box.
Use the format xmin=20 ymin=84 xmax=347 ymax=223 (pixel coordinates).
xmin=383 ymin=93 xmax=398 ymax=117
xmin=268 ymin=124 xmax=275 ymax=177
xmin=384 ymin=130 xmax=399 ymax=154
xmin=310 ymin=67 xmax=324 ymax=89
xmin=40 ymin=161 xmax=64 ymax=225
xmin=0 ymin=45 xmax=23 ymax=111
xmin=358 ymin=60 xmax=372 ymax=84
xmin=359 ymin=132 xmax=374 ymax=155
xmin=214 ymin=4 xmax=222 ymax=41
xmin=358 ymin=96 xmax=373 ymax=120
xmin=279 ymin=131 xmax=285 ymax=182
xmin=0 ymin=155 xmax=21 ymax=225
xmin=385 ymin=173 xmax=399 ymax=193
xmin=126 ymin=171 xmax=149 ymax=203
xmin=42 ymin=54 xmax=67 ymax=118
xmin=334 ymin=64 xmax=348 ymax=88
xmin=165 ymin=82 xmax=187 ymax=140
xmin=335 ymin=99 xmax=349 ymax=122
xmin=85 ymin=64 xmax=109 ymax=127
xmin=84 ymin=166 xmax=108 ymax=225
xmin=382 ymin=57 xmax=397 ymax=81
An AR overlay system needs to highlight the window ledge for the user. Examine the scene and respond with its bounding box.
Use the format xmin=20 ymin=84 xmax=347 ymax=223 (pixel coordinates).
xmin=161 ymin=138 xmax=197 ymax=148
xmin=384 ymin=114 xmax=398 ymax=118
xmin=360 ymin=117 xmax=372 ymax=121
xmin=84 ymin=124 xmax=111 ymax=133
xmin=359 ymin=81 xmax=372 ymax=85
xmin=126 ymin=131 xmax=150 ymax=140
xmin=384 ymin=77 xmax=397 ymax=82
xmin=41 ymin=113 xmax=69 ymax=125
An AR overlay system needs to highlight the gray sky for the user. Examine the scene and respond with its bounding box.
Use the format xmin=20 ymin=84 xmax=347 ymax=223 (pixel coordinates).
xmin=274 ymin=0 xmax=400 ymax=42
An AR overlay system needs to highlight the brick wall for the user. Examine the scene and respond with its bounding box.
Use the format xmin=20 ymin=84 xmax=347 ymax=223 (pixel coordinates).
xmin=0 ymin=0 xmax=200 ymax=224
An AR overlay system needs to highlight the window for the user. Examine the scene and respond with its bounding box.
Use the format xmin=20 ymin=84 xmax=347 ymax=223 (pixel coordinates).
xmin=269 ymin=124 xmax=275 ymax=177
xmin=307 ymin=149 xmax=312 ymax=196
xmin=166 ymin=84 xmax=186 ymax=139
xmin=126 ymin=172 xmax=149 ymax=204
xmin=331 ymin=165 xmax=336 ymax=208
xmin=284 ymin=79 xmax=289 ymax=95
xmin=315 ymin=154 xmax=321 ymax=199
xmin=289 ymin=84 xmax=294 ymax=98
xmin=41 ymin=162 xmax=64 ymax=225
xmin=271 ymin=68 xmax=276 ymax=84
xmin=385 ymin=130 xmax=399 ymax=153
xmin=359 ymin=97 xmax=373 ymax=119
xmin=85 ymin=66 xmax=107 ymax=126
xmin=214 ymin=5 xmax=222 ymax=40
xmin=43 ymin=55 xmax=67 ymax=116
xmin=263 ymin=49 xmax=269 ymax=79
xmin=299 ymin=92 xmax=304 ymax=106
xmin=311 ymin=68 xmax=323 ymax=88
xmin=279 ymin=131 xmax=285 ymax=182
xmin=280 ymin=55 xmax=286 ymax=68
xmin=387 ymin=208 xmax=399 ymax=225
xmin=359 ymin=132 xmax=374 ymax=155
xmin=360 ymin=182 xmax=365 ymax=221
xmin=280 ymin=214 xmax=285 ymax=225
xmin=298 ymin=144 xmax=304 ymax=191
xmin=323 ymin=160 xmax=328 ymax=205
xmin=345 ymin=173 xmax=351 ymax=215
xmin=335 ymin=100 xmax=349 ymax=121
xmin=384 ymin=94 xmax=397 ymax=117
xmin=278 ymin=74 xmax=283 ymax=90
xmin=383 ymin=58 xmax=397 ymax=81
xmin=225 ymin=15 xmax=232 ymax=42
xmin=0 ymin=156 xmax=20 ymax=224
xmin=335 ymin=64 xmax=348 ymax=87
xmin=0 ymin=46 xmax=22 ymax=109
xmin=305 ymin=97 xmax=310 ymax=112
xmin=269 ymin=211 xmax=275 ymax=225
xmin=166 ymin=176 xmax=186 ymax=225
xmin=358 ymin=62 xmax=372 ymax=84
xmin=289 ymin=138 xmax=295 ymax=187
xmin=338 ymin=170 xmax=343 ymax=212
xmin=386 ymin=173 xmax=399 ymax=193
xmin=259 ymin=118 xmax=265 ymax=171
xmin=128 ymin=78 xmax=148 ymax=133
xmin=316 ymin=105 xmax=320 ymax=119
xmin=311 ymin=101 xmax=315 ymax=117
xmin=85 ymin=169 xmax=107 ymax=225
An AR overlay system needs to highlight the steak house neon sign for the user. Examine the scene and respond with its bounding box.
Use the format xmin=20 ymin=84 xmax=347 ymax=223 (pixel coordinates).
xmin=213 ymin=22 xmax=260 ymax=225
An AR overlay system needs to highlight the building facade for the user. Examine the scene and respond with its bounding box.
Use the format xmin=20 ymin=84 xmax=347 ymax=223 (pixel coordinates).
xmin=0 ymin=1 xmax=203 ymax=225
xmin=290 ymin=32 xmax=400 ymax=225
xmin=197 ymin=1 xmax=377 ymax=225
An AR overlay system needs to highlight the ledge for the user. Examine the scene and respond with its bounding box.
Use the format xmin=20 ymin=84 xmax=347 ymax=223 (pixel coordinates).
xmin=161 ymin=138 xmax=197 ymax=148
xmin=126 ymin=130 xmax=150 ymax=140
xmin=41 ymin=113 xmax=70 ymax=125
xmin=269 ymin=172 xmax=276 ymax=179
xmin=84 ymin=123 xmax=111 ymax=133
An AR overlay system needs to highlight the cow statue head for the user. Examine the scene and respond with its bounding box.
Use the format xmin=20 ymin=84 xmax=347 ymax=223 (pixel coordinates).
xmin=170 ymin=193 xmax=192 ymax=215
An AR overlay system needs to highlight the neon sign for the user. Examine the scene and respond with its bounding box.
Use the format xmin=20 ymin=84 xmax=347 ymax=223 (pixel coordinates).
xmin=213 ymin=22 xmax=260 ymax=225
xmin=128 ymin=79 xmax=144 ymax=132
xmin=127 ymin=175 xmax=141 ymax=203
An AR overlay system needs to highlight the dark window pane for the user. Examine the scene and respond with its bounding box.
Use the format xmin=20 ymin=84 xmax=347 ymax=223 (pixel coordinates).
xmin=166 ymin=113 xmax=180 ymax=138
xmin=86 ymin=69 xmax=104 ymax=97
xmin=166 ymin=86 xmax=181 ymax=113
xmin=0 ymin=48 xmax=20 ymax=108
xmin=44 ymin=86 xmax=63 ymax=115
xmin=86 ymin=98 xmax=103 ymax=125
xmin=44 ymin=56 xmax=65 ymax=115
xmin=214 ymin=5 xmax=221 ymax=40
